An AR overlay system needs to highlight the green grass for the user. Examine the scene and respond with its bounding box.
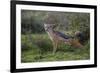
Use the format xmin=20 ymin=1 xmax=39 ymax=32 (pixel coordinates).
xmin=21 ymin=34 xmax=90 ymax=63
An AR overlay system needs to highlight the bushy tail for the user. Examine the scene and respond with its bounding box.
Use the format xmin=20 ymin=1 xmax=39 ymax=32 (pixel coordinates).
xmin=75 ymin=31 xmax=89 ymax=45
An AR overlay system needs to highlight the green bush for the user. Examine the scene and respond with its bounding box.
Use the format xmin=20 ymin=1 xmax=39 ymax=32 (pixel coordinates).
xmin=21 ymin=34 xmax=90 ymax=63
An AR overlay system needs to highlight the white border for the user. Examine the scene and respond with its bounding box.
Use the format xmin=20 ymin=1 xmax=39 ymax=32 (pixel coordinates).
xmin=16 ymin=4 xmax=94 ymax=69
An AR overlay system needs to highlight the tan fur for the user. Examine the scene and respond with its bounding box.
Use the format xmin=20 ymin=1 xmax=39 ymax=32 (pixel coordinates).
xmin=69 ymin=39 xmax=83 ymax=48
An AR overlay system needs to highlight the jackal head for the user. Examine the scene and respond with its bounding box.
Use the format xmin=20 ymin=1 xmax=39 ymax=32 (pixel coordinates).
xmin=44 ymin=24 xmax=53 ymax=31
xmin=44 ymin=24 xmax=54 ymax=31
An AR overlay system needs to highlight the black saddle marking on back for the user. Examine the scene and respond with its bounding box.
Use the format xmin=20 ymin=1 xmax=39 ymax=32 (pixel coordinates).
xmin=54 ymin=31 xmax=73 ymax=39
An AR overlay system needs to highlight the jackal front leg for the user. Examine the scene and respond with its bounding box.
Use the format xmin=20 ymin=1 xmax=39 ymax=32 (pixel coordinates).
xmin=52 ymin=41 xmax=58 ymax=54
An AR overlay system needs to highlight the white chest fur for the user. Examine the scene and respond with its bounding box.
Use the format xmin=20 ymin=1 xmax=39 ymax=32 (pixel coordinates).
xmin=47 ymin=31 xmax=54 ymax=41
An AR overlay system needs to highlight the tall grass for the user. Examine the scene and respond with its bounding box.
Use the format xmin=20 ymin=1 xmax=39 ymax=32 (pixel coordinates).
xmin=21 ymin=34 xmax=90 ymax=63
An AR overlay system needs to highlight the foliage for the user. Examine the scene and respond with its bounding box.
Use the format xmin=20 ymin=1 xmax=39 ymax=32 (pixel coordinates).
xmin=21 ymin=34 xmax=90 ymax=62
xmin=21 ymin=10 xmax=90 ymax=34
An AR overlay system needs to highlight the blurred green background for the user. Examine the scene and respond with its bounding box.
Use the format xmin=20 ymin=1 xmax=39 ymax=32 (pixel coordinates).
xmin=21 ymin=10 xmax=90 ymax=63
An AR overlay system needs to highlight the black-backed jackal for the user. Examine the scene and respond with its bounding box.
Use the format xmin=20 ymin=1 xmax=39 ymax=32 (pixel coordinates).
xmin=44 ymin=24 xmax=83 ymax=53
